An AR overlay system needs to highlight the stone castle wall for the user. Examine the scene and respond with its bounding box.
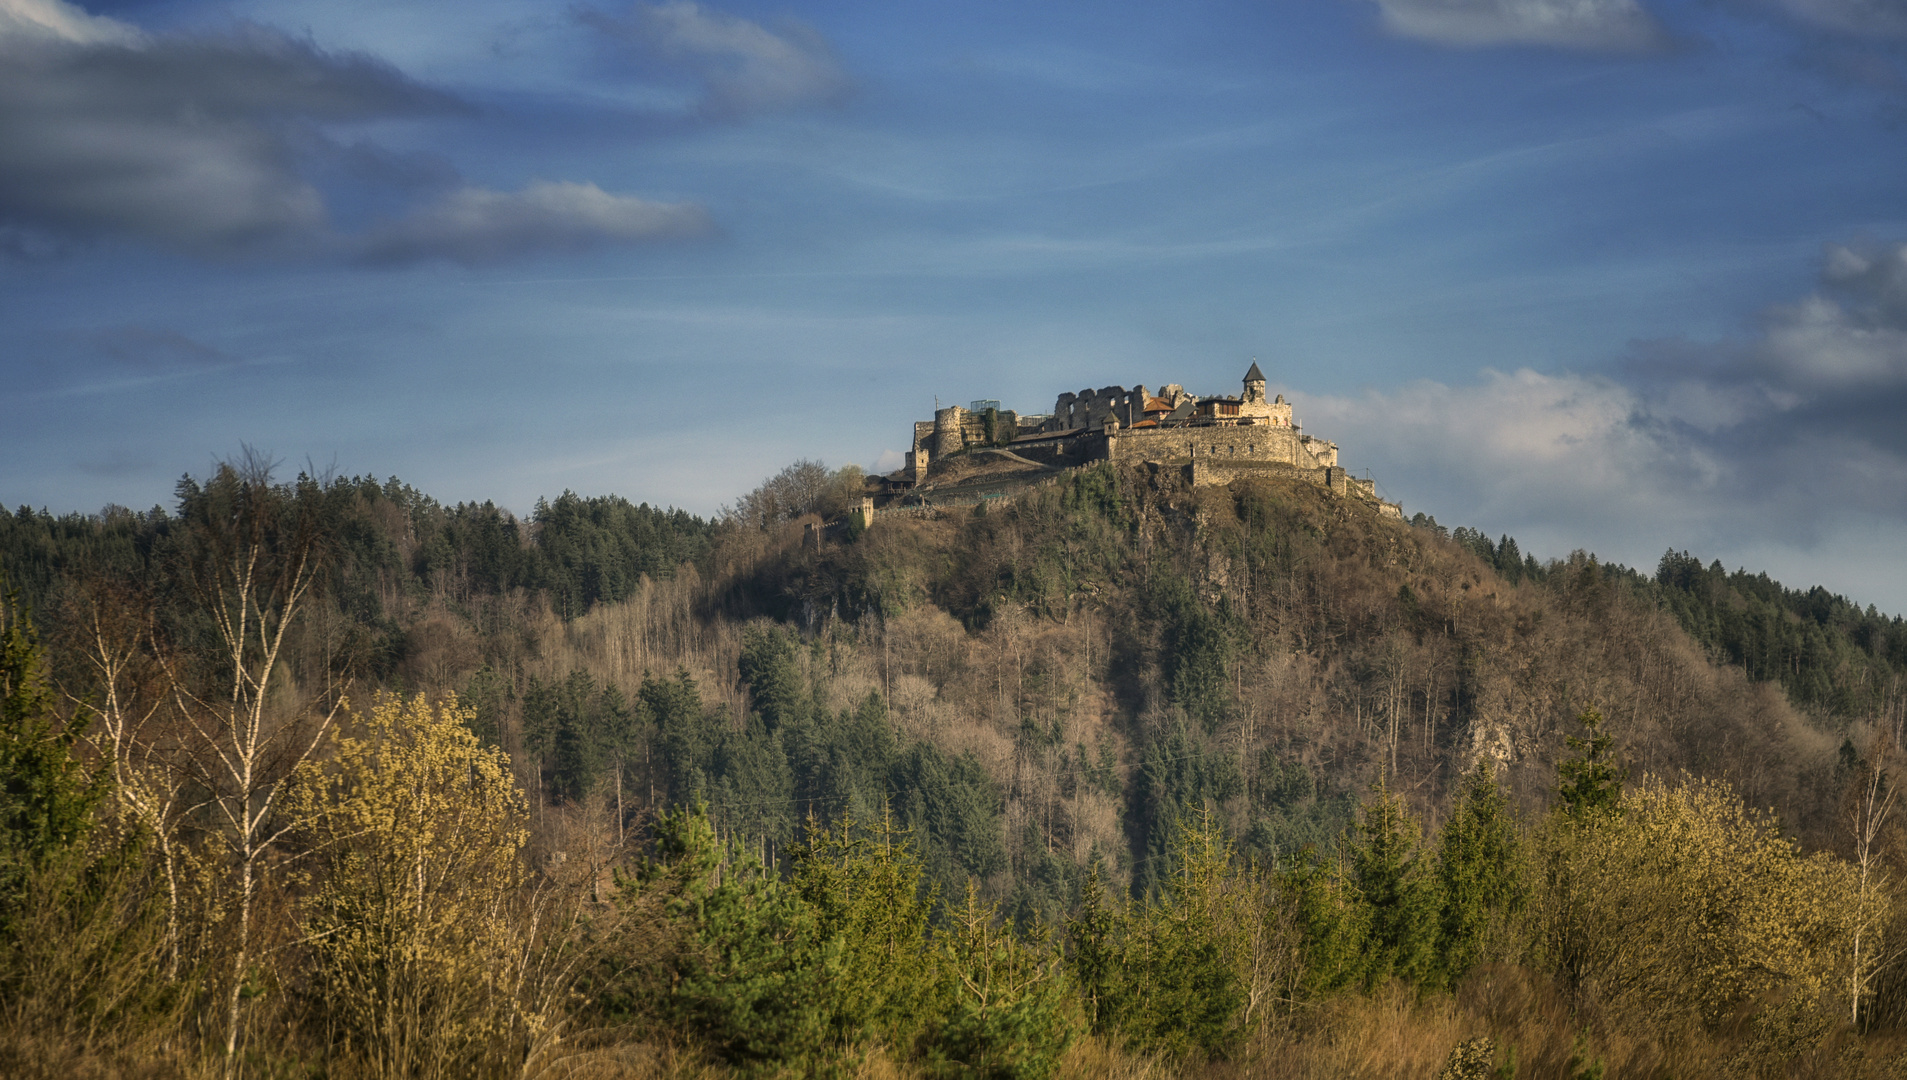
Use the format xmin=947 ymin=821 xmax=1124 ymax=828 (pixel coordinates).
xmin=1104 ymin=423 xmax=1333 ymax=470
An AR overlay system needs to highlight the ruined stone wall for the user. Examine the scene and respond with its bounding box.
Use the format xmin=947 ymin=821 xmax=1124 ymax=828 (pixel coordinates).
xmin=1044 ymin=386 xmax=1149 ymax=432
xmin=1187 ymin=458 xmax=1329 ymax=488
xmin=1300 ymin=434 xmax=1338 ymax=468
xmin=1105 ymin=423 xmax=1330 ymax=469
xmin=952 ymin=408 xmax=1021 ymax=447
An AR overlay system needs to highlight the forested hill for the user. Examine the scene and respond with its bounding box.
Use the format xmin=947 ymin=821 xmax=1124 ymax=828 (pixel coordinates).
xmin=9 ymin=467 xmax=1901 ymax=734
xmin=6 ymin=459 xmax=1903 ymax=880
xmin=8 ymin=457 xmax=1907 ymax=1077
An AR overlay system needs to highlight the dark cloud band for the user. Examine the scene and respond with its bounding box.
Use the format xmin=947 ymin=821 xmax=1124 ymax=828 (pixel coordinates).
xmin=0 ymin=0 xmax=731 ymax=264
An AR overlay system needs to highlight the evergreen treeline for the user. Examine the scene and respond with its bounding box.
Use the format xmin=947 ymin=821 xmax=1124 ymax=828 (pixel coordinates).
xmin=1417 ymin=512 xmax=1907 ymax=724
xmin=1652 ymin=549 xmax=1907 ymax=716
xmin=2 ymin=474 xmax=713 ymax=625
xmin=5 ymin=456 xmax=1907 ymax=1077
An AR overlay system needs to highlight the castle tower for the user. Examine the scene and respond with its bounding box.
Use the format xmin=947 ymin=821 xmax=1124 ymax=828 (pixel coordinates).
xmin=1238 ymin=360 xmax=1290 ymax=425
xmin=934 ymin=405 xmax=967 ymax=458
xmin=1243 ymin=360 xmax=1266 ymax=404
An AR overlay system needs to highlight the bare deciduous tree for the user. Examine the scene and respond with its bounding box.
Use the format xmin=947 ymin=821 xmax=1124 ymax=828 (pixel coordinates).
xmin=1845 ymin=736 xmax=1902 ymax=1027
xmin=157 ymin=450 xmax=345 ymax=1071
xmin=59 ymin=577 xmax=191 ymax=976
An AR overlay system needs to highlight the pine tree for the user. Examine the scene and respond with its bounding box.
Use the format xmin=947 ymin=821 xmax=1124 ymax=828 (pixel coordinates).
xmin=0 ymin=580 xmax=170 ymax=1052
xmin=1436 ymin=760 xmax=1524 ymax=986
xmin=1351 ymin=779 xmax=1442 ymax=987
xmin=0 ymin=582 xmax=107 ymax=897
xmin=642 ymin=668 xmax=713 ymax=806
xmin=1064 ymin=818 xmax=1246 ymax=1058
xmin=792 ymin=812 xmax=944 ymax=1054
xmin=936 ymin=881 xmax=1074 ymax=1080
xmin=1286 ymin=845 xmax=1372 ymax=995
xmin=627 ymin=804 xmax=834 ymax=1070
xmin=1557 ymin=708 xmax=1623 ymax=817
xmin=1064 ymin=862 xmax=1120 ymax=1034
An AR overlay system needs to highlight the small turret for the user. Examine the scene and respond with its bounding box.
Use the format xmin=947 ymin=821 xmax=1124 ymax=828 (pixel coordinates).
xmin=1243 ymin=360 xmax=1267 ymax=404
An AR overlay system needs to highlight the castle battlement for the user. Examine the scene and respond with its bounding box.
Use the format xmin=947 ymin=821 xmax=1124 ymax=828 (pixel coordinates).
xmin=883 ymin=364 xmax=1401 ymax=518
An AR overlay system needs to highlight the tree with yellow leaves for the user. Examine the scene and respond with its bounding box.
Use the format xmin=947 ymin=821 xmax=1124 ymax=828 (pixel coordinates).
xmin=288 ymin=693 xmax=534 ymax=1080
xmin=1532 ymin=775 xmax=1879 ymax=1034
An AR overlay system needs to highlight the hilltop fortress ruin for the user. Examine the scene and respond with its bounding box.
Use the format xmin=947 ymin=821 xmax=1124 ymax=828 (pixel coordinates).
xmin=873 ymin=363 xmax=1401 ymax=518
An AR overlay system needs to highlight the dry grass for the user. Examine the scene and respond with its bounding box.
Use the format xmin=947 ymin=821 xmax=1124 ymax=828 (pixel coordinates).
xmin=1057 ymin=1035 xmax=1178 ymax=1079
xmin=519 ymin=1032 xmax=722 ymax=1080
xmin=0 ymin=1034 xmax=208 ymax=1080
xmin=1041 ymin=966 xmax=1907 ymax=1080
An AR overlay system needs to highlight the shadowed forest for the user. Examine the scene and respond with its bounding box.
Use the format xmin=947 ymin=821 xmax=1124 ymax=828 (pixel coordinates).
xmin=4 ymin=454 xmax=1907 ymax=1079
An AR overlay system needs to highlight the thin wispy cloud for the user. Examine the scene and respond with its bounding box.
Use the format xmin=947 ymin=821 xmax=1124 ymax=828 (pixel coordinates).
xmin=88 ymin=325 xmax=240 ymax=371
xmin=1367 ymin=0 xmax=1671 ymax=51
xmin=579 ymin=1 xmax=851 ymax=119
xmin=357 ymin=181 xmax=711 ymax=266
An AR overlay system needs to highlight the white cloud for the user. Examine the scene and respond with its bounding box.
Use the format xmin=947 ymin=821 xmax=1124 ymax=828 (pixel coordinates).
xmin=1290 ymin=361 xmax=1907 ymax=611
xmin=582 ymin=1 xmax=850 ymax=118
xmin=357 ymin=181 xmax=711 ymax=266
xmin=1282 ymin=241 xmax=1907 ymax=612
xmin=1368 ymin=0 xmax=1670 ymax=51
xmin=1760 ymin=293 xmax=1907 ymax=386
xmin=0 ymin=0 xmax=139 ymax=46
xmin=1724 ymin=241 xmax=1907 ymax=390
xmin=1301 ymin=368 xmax=1711 ymax=527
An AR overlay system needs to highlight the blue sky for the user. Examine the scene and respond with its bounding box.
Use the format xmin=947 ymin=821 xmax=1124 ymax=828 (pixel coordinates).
xmin=5 ymin=0 xmax=1907 ymax=611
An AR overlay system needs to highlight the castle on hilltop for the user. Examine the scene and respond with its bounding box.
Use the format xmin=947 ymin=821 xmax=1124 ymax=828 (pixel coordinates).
xmin=876 ymin=363 xmax=1401 ymax=517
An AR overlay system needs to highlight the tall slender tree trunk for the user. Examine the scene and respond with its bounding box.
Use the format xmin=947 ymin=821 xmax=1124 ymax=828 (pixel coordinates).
xmin=224 ymin=854 xmax=254 ymax=1070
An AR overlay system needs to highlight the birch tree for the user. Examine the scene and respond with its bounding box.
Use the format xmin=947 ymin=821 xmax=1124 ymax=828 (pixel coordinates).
xmin=60 ymin=578 xmax=190 ymax=975
xmin=159 ymin=452 xmax=342 ymax=1070
xmin=1843 ymin=738 xmax=1901 ymax=1027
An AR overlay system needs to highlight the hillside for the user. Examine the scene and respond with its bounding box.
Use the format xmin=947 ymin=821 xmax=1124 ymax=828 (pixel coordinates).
xmin=5 ymin=464 xmax=1903 ymax=889
xmin=5 ymin=457 xmax=1907 ymax=1077
xmin=708 ymin=463 xmax=1878 ymax=895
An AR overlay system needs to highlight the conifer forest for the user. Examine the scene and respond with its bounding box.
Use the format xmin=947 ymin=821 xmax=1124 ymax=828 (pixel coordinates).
xmin=5 ymin=455 xmax=1907 ymax=1079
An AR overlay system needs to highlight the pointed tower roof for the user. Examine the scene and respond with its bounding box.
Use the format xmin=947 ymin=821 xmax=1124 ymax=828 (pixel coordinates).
xmin=1244 ymin=361 xmax=1265 ymax=383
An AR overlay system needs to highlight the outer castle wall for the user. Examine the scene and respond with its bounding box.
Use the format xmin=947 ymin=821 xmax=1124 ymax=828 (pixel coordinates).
xmin=1105 ymin=424 xmax=1332 ymax=470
